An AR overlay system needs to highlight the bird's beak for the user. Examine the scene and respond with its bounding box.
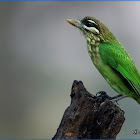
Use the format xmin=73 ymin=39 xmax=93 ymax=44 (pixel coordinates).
xmin=65 ymin=19 xmax=81 ymax=28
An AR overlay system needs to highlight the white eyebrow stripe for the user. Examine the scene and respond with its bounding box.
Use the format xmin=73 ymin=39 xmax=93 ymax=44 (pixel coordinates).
xmin=87 ymin=20 xmax=96 ymax=24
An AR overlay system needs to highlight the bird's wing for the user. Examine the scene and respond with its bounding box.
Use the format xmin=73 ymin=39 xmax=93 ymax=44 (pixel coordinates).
xmin=99 ymin=43 xmax=140 ymax=97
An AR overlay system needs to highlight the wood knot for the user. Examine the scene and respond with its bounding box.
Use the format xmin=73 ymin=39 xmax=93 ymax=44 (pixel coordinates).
xmin=65 ymin=132 xmax=72 ymax=137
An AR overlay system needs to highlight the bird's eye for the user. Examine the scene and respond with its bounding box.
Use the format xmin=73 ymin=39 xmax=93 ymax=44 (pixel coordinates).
xmin=82 ymin=19 xmax=98 ymax=27
xmin=81 ymin=19 xmax=100 ymax=34
xmin=85 ymin=20 xmax=96 ymax=27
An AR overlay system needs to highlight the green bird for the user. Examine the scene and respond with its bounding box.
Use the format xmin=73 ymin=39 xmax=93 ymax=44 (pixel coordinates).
xmin=66 ymin=16 xmax=140 ymax=104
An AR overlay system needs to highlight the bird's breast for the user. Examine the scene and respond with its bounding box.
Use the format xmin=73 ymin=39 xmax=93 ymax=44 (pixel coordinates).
xmin=87 ymin=38 xmax=102 ymax=67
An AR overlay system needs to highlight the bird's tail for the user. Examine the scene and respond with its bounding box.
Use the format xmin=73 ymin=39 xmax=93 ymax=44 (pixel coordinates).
xmin=132 ymin=93 xmax=140 ymax=104
xmin=136 ymin=98 xmax=140 ymax=104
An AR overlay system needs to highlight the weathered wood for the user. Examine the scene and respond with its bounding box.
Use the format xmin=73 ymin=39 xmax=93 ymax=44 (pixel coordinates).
xmin=52 ymin=80 xmax=125 ymax=139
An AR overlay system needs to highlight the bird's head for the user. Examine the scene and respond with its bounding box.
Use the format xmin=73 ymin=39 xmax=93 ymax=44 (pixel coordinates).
xmin=66 ymin=16 xmax=116 ymax=44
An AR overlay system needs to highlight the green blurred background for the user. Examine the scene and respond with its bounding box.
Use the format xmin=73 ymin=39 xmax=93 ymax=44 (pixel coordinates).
xmin=0 ymin=1 xmax=140 ymax=139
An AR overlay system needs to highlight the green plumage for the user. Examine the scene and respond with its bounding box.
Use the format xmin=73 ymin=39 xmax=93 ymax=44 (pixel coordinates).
xmin=66 ymin=16 xmax=140 ymax=104
xmin=99 ymin=43 xmax=140 ymax=103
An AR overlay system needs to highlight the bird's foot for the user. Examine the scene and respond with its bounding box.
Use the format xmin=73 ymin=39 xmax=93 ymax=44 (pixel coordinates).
xmin=108 ymin=94 xmax=128 ymax=106
xmin=96 ymin=91 xmax=128 ymax=106
xmin=96 ymin=91 xmax=110 ymax=99
xmin=110 ymin=94 xmax=128 ymax=104
xmin=96 ymin=91 xmax=111 ymax=106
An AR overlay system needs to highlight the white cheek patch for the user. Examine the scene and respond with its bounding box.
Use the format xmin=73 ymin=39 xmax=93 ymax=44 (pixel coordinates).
xmin=83 ymin=25 xmax=99 ymax=34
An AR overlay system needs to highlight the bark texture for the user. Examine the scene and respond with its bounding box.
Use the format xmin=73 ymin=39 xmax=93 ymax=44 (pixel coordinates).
xmin=52 ymin=80 xmax=125 ymax=139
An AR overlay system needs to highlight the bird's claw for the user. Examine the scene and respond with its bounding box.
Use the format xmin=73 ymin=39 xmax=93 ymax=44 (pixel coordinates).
xmin=96 ymin=91 xmax=106 ymax=96
xmin=96 ymin=91 xmax=110 ymax=99
xmin=110 ymin=99 xmax=119 ymax=105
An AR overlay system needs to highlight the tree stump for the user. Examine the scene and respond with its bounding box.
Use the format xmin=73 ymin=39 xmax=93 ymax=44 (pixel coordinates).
xmin=52 ymin=80 xmax=125 ymax=139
